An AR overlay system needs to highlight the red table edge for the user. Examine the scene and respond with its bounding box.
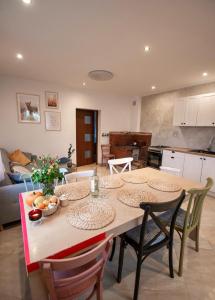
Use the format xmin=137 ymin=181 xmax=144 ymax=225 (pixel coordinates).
xmin=19 ymin=193 xmax=106 ymax=272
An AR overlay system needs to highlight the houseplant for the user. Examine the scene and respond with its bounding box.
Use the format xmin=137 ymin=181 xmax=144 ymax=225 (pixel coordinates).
xmin=32 ymin=155 xmax=63 ymax=195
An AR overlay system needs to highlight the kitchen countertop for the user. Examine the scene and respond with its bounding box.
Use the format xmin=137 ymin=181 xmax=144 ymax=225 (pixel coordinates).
xmin=164 ymin=147 xmax=215 ymax=158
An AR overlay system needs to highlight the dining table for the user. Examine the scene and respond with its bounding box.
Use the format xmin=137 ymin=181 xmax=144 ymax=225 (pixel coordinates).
xmin=19 ymin=167 xmax=203 ymax=300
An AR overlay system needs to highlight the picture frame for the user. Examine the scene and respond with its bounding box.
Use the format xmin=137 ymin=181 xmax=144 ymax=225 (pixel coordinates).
xmin=45 ymin=91 xmax=59 ymax=109
xmin=17 ymin=93 xmax=41 ymax=123
xmin=45 ymin=111 xmax=61 ymax=131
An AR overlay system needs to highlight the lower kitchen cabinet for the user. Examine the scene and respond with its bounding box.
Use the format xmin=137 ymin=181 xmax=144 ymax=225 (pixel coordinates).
xmin=162 ymin=150 xmax=184 ymax=176
xmin=182 ymin=154 xmax=203 ymax=182
xmin=201 ymin=156 xmax=215 ymax=193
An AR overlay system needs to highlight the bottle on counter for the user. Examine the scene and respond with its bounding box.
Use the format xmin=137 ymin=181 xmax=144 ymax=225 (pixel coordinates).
xmin=90 ymin=169 xmax=99 ymax=197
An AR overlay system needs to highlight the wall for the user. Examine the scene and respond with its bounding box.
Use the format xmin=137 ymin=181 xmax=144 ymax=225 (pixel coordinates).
xmin=0 ymin=76 xmax=137 ymax=163
xmin=140 ymin=82 xmax=215 ymax=149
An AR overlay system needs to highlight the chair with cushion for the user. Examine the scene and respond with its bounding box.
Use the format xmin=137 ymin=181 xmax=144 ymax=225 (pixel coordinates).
xmin=171 ymin=177 xmax=213 ymax=276
xmin=101 ymin=144 xmax=115 ymax=166
xmin=117 ymin=190 xmax=186 ymax=300
xmin=108 ymin=157 xmax=133 ymax=175
xmin=40 ymin=235 xmax=113 ymax=300
xmin=64 ymin=169 xmax=96 ymax=183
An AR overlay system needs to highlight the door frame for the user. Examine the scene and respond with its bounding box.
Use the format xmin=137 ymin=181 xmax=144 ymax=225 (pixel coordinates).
xmin=76 ymin=108 xmax=99 ymax=166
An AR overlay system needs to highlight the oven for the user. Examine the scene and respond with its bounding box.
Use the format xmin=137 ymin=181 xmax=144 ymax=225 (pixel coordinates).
xmin=147 ymin=146 xmax=169 ymax=169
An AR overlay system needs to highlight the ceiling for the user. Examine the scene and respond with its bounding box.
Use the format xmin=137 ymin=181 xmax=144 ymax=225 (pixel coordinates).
xmin=0 ymin=0 xmax=215 ymax=96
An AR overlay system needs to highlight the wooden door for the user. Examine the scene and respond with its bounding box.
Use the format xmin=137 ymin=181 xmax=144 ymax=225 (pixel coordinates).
xmin=76 ymin=109 xmax=97 ymax=166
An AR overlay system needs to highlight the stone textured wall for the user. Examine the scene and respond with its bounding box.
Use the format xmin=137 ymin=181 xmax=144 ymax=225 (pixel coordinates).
xmin=140 ymin=82 xmax=215 ymax=149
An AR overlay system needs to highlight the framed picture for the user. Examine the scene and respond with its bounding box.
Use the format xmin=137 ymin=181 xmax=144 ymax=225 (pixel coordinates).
xmin=45 ymin=111 xmax=61 ymax=131
xmin=17 ymin=93 xmax=41 ymax=123
xmin=45 ymin=91 xmax=59 ymax=109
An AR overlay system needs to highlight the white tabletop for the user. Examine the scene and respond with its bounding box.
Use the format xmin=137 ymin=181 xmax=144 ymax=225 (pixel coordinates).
xmin=20 ymin=167 xmax=202 ymax=272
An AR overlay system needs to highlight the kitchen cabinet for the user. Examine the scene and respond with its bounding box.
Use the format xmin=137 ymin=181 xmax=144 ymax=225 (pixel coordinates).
xmin=162 ymin=150 xmax=185 ymax=176
xmin=182 ymin=154 xmax=203 ymax=182
xmin=201 ymin=156 xmax=215 ymax=193
xmin=196 ymin=96 xmax=215 ymax=126
xmin=173 ymin=98 xmax=199 ymax=126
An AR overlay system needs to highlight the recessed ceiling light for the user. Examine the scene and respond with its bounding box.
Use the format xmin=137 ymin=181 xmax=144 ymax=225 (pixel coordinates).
xmin=83 ymin=82 xmax=86 ymax=86
xmin=22 ymin=0 xmax=31 ymax=4
xmin=151 ymin=85 xmax=156 ymax=90
xmin=144 ymin=45 xmax=150 ymax=52
xmin=16 ymin=53 xmax=23 ymax=60
xmin=202 ymin=72 xmax=208 ymax=77
xmin=88 ymin=70 xmax=114 ymax=81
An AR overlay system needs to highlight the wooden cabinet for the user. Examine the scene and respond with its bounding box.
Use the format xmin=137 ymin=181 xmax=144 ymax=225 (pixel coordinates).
xmin=182 ymin=154 xmax=203 ymax=182
xmin=173 ymin=95 xmax=215 ymax=127
xmin=201 ymin=156 xmax=215 ymax=193
xmin=162 ymin=150 xmax=185 ymax=176
xmin=196 ymin=96 xmax=215 ymax=126
xmin=173 ymin=98 xmax=198 ymax=126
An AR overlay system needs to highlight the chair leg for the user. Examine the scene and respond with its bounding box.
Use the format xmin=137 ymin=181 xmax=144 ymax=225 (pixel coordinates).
xmin=133 ymin=255 xmax=142 ymax=300
xmin=109 ymin=237 xmax=116 ymax=261
xmin=178 ymin=234 xmax=187 ymax=277
xmin=195 ymin=225 xmax=200 ymax=252
xmin=168 ymin=240 xmax=174 ymax=278
xmin=117 ymin=237 xmax=126 ymax=283
xmin=96 ymin=280 xmax=103 ymax=300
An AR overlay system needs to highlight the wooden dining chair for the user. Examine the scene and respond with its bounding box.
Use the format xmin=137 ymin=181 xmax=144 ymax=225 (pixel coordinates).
xmin=21 ymin=173 xmax=41 ymax=192
xmin=40 ymin=235 xmax=113 ymax=300
xmin=117 ymin=191 xmax=186 ymax=300
xmin=64 ymin=169 xmax=96 ymax=183
xmin=173 ymin=177 xmax=213 ymax=276
xmin=108 ymin=157 xmax=133 ymax=175
xmin=101 ymin=144 xmax=115 ymax=166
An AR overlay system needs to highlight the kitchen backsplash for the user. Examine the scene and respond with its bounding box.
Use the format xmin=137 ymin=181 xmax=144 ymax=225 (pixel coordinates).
xmin=140 ymin=81 xmax=215 ymax=149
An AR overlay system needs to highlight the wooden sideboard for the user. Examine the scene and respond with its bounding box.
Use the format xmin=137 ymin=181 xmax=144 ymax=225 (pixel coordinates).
xmin=109 ymin=132 xmax=152 ymax=165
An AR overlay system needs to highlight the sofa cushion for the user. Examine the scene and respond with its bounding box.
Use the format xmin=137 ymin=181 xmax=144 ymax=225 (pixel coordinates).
xmin=8 ymin=172 xmax=31 ymax=184
xmin=9 ymin=149 xmax=31 ymax=166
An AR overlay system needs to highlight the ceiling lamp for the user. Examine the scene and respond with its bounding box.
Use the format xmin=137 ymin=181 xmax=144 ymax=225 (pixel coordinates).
xmin=88 ymin=70 xmax=114 ymax=81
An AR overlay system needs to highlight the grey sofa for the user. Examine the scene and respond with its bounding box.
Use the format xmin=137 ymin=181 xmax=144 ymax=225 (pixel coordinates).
xmin=0 ymin=148 xmax=35 ymax=226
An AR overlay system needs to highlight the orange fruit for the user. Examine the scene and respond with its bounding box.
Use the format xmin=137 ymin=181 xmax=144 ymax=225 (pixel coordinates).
xmin=38 ymin=203 xmax=45 ymax=209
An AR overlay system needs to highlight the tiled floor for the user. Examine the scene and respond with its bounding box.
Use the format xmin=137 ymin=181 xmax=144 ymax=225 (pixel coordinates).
xmin=0 ymin=165 xmax=215 ymax=300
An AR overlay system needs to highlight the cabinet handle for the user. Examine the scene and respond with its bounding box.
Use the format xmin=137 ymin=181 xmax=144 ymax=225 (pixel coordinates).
xmin=184 ymin=122 xmax=186 ymax=125
xmin=181 ymin=122 xmax=183 ymax=125
xmin=171 ymin=156 xmax=174 ymax=159
xmin=171 ymin=151 xmax=175 ymax=153
xmin=200 ymin=158 xmax=202 ymax=160
xmin=203 ymin=158 xmax=206 ymax=161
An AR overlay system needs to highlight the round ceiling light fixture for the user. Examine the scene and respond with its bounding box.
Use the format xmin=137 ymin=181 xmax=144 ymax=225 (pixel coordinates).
xmin=88 ymin=70 xmax=114 ymax=81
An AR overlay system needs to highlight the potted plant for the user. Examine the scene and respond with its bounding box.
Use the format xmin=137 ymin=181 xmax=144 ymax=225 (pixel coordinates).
xmin=32 ymin=155 xmax=63 ymax=195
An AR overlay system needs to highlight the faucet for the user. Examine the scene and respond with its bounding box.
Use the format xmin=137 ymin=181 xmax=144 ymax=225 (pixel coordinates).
xmin=207 ymin=135 xmax=215 ymax=151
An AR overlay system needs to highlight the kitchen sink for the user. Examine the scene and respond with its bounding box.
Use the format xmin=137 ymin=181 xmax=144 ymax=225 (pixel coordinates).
xmin=189 ymin=149 xmax=215 ymax=155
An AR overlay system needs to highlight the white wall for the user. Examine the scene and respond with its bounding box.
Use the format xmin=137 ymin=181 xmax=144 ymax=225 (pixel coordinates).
xmin=0 ymin=76 xmax=137 ymax=163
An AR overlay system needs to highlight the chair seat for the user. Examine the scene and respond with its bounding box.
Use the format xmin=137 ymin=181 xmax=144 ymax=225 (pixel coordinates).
xmin=125 ymin=218 xmax=167 ymax=247
xmin=159 ymin=208 xmax=186 ymax=230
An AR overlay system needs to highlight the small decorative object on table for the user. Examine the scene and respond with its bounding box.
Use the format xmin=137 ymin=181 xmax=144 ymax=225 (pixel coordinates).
xmin=90 ymin=169 xmax=99 ymax=197
xmin=32 ymin=155 xmax=63 ymax=195
xmin=67 ymin=144 xmax=75 ymax=166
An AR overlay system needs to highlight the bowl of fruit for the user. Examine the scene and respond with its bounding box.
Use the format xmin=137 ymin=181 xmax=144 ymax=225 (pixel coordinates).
xmin=33 ymin=195 xmax=59 ymax=217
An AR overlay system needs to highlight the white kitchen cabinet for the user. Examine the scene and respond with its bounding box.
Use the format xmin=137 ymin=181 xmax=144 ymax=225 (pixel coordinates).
xmin=162 ymin=150 xmax=185 ymax=176
xmin=201 ymin=156 xmax=215 ymax=193
xmin=196 ymin=96 xmax=215 ymax=126
xmin=173 ymin=98 xmax=198 ymax=126
xmin=182 ymin=153 xmax=203 ymax=182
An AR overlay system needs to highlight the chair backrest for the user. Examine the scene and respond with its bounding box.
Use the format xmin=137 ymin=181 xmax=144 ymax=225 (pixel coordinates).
xmin=108 ymin=157 xmax=133 ymax=175
xmin=183 ymin=177 xmax=213 ymax=231
xmin=64 ymin=169 xmax=96 ymax=183
xmin=21 ymin=173 xmax=41 ymax=192
xmin=160 ymin=166 xmax=180 ymax=176
xmin=138 ymin=190 xmax=186 ymax=250
xmin=40 ymin=235 xmax=113 ymax=300
xmin=101 ymin=144 xmax=111 ymax=156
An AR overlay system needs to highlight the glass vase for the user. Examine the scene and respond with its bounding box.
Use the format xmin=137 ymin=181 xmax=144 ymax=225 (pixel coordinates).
xmin=42 ymin=182 xmax=55 ymax=196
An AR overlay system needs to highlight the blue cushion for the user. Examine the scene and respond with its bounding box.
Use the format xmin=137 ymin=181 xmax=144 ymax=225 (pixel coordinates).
xmin=7 ymin=172 xmax=31 ymax=184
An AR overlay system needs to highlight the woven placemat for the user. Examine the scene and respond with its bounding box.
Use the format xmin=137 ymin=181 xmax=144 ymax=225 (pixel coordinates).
xmin=100 ymin=176 xmax=124 ymax=189
xmin=148 ymin=179 xmax=181 ymax=192
xmin=54 ymin=182 xmax=90 ymax=201
xmin=67 ymin=200 xmax=115 ymax=230
xmin=117 ymin=187 xmax=157 ymax=207
xmin=121 ymin=173 xmax=147 ymax=184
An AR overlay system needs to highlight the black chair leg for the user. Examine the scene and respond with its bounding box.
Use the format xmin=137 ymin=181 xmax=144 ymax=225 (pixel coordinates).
xmin=168 ymin=240 xmax=174 ymax=278
xmin=109 ymin=237 xmax=116 ymax=261
xmin=133 ymin=255 xmax=142 ymax=300
xmin=117 ymin=237 xmax=125 ymax=283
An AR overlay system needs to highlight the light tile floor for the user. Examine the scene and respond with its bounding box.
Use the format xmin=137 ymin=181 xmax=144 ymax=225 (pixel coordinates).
xmin=0 ymin=165 xmax=215 ymax=300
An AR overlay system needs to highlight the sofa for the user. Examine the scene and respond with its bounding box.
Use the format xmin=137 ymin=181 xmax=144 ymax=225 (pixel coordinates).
xmin=0 ymin=148 xmax=36 ymax=226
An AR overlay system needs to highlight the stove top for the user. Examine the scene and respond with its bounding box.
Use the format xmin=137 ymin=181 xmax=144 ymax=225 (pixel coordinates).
xmin=148 ymin=145 xmax=170 ymax=153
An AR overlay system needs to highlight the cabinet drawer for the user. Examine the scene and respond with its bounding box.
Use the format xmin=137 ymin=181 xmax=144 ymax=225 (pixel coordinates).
xmin=163 ymin=150 xmax=185 ymax=159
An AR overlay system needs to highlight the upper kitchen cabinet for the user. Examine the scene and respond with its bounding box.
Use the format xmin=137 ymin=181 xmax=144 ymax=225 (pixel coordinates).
xmin=173 ymin=98 xmax=199 ymax=126
xmin=196 ymin=95 xmax=215 ymax=126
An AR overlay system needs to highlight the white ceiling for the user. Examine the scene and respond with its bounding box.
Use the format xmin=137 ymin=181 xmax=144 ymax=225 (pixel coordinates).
xmin=0 ymin=0 xmax=215 ymax=96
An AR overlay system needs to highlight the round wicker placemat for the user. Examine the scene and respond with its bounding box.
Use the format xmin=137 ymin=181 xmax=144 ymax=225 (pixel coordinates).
xmin=121 ymin=174 xmax=147 ymax=184
xmin=100 ymin=176 xmax=124 ymax=189
xmin=54 ymin=182 xmax=90 ymax=201
xmin=67 ymin=200 xmax=115 ymax=230
xmin=117 ymin=187 xmax=157 ymax=207
xmin=147 ymin=179 xmax=181 ymax=192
